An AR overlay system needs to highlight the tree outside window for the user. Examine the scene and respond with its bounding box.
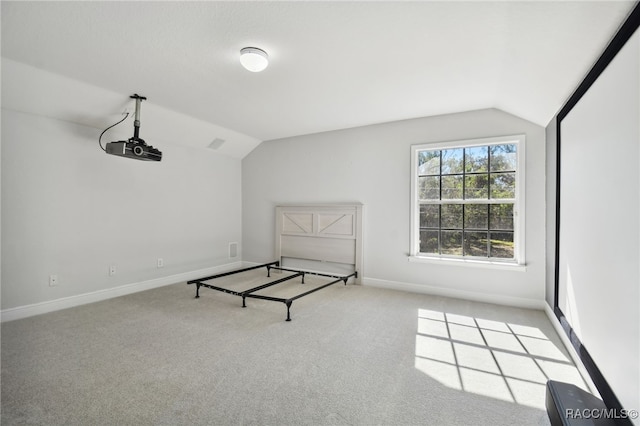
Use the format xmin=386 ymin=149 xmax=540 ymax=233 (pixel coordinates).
xmin=411 ymin=136 xmax=524 ymax=264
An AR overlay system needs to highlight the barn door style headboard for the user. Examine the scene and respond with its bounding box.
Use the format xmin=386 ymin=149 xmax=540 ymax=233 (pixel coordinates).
xmin=275 ymin=204 xmax=363 ymax=283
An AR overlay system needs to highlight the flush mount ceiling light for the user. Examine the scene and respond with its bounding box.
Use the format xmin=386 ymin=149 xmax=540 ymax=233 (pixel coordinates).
xmin=240 ymin=47 xmax=269 ymax=72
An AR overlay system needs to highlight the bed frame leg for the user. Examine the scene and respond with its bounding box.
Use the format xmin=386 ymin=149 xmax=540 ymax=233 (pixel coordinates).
xmin=195 ymin=283 xmax=201 ymax=298
xmin=301 ymin=272 xmax=305 ymax=284
xmin=285 ymin=301 xmax=292 ymax=321
xmin=242 ymin=296 xmax=247 ymax=308
xmin=267 ymin=266 xmax=271 ymax=277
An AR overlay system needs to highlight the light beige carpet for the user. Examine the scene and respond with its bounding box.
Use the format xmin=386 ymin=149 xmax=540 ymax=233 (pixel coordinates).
xmin=1 ymin=270 xmax=586 ymax=425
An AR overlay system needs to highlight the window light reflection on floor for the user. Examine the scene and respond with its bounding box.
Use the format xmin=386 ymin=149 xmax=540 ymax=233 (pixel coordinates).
xmin=414 ymin=308 xmax=587 ymax=409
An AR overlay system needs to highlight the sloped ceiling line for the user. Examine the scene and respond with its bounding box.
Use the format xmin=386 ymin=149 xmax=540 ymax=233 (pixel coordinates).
xmin=1 ymin=1 xmax=636 ymax=144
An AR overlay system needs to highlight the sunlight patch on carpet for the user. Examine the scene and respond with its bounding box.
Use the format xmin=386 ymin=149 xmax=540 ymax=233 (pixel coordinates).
xmin=414 ymin=308 xmax=586 ymax=410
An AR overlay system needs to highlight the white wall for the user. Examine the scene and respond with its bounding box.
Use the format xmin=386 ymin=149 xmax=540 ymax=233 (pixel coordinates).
xmin=556 ymin=28 xmax=639 ymax=417
xmin=1 ymin=107 xmax=242 ymax=312
xmin=242 ymin=109 xmax=546 ymax=307
xmin=545 ymin=118 xmax=557 ymax=307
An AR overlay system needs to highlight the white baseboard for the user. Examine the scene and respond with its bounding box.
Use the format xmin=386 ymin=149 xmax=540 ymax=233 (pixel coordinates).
xmin=1 ymin=261 xmax=243 ymax=323
xmin=362 ymin=276 xmax=546 ymax=310
xmin=543 ymin=303 xmax=599 ymax=396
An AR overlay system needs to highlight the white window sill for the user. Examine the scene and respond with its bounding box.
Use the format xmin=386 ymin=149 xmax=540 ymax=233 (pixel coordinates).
xmin=408 ymin=255 xmax=527 ymax=271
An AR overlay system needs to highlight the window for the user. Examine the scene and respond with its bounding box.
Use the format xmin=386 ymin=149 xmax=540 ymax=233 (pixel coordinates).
xmin=410 ymin=135 xmax=525 ymax=266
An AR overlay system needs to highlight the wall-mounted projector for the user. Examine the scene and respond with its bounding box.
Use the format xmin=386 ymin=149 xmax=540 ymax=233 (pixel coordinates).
xmin=103 ymin=94 xmax=162 ymax=162
xmin=105 ymin=139 xmax=162 ymax=161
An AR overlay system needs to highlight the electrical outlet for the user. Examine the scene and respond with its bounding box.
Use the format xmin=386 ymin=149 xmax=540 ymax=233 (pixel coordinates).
xmin=157 ymin=258 xmax=164 ymax=268
xmin=109 ymin=265 xmax=116 ymax=276
xmin=229 ymin=242 xmax=238 ymax=258
xmin=49 ymin=274 xmax=58 ymax=287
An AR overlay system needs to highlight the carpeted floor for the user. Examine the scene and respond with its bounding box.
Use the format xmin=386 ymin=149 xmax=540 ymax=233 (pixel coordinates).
xmin=1 ymin=270 xmax=586 ymax=425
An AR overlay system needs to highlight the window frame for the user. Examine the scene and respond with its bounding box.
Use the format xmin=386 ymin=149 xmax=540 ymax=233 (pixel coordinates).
xmin=410 ymin=134 xmax=526 ymax=268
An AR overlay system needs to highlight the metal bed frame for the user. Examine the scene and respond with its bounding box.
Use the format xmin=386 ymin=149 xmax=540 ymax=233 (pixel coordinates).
xmin=187 ymin=261 xmax=357 ymax=321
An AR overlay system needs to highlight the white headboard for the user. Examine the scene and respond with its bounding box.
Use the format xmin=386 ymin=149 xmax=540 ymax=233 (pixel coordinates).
xmin=275 ymin=203 xmax=363 ymax=283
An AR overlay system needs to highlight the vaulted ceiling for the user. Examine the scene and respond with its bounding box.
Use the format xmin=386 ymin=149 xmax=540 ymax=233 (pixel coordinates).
xmin=2 ymin=1 xmax=637 ymax=146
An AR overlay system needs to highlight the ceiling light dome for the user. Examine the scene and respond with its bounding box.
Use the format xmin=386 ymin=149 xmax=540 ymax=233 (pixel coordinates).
xmin=240 ymin=47 xmax=269 ymax=72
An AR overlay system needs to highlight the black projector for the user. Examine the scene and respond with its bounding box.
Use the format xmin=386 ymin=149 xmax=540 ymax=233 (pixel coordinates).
xmin=104 ymin=94 xmax=162 ymax=161
xmin=106 ymin=139 xmax=162 ymax=161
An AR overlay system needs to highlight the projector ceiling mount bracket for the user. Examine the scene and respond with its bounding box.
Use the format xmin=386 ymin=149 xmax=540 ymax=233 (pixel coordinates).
xmin=130 ymin=93 xmax=146 ymax=142
xmin=103 ymin=93 xmax=162 ymax=162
